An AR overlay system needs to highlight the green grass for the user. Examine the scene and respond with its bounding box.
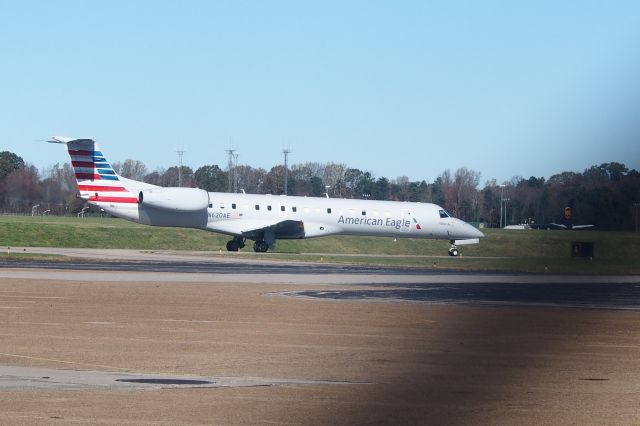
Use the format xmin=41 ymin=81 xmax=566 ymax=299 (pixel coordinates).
xmin=1 ymin=215 xmax=639 ymax=274
xmin=0 ymin=216 xmax=227 ymax=250
xmin=0 ymin=251 xmax=63 ymax=260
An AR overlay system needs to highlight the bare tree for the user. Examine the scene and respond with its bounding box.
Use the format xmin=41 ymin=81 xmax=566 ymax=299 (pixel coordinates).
xmin=392 ymin=175 xmax=411 ymax=201
xmin=323 ymin=163 xmax=347 ymax=194
xmin=453 ymin=167 xmax=481 ymax=221
xmin=1 ymin=165 xmax=41 ymax=213
xmin=264 ymin=165 xmax=286 ymax=195
xmin=39 ymin=163 xmax=77 ymax=214
xmin=234 ymin=165 xmax=267 ymax=194
xmin=119 ymin=159 xmax=148 ymax=181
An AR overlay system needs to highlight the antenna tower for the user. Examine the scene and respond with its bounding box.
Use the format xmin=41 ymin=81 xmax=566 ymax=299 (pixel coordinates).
xmin=233 ymin=152 xmax=240 ymax=193
xmin=175 ymin=149 xmax=186 ymax=187
xmin=225 ymin=149 xmax=236 ymax=193
xmin=282 ymin=148 xmax=292 ymax=195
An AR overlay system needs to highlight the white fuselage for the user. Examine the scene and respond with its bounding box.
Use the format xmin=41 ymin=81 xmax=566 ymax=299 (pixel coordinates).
xmin=92 ymin=191 xmax=484 ymax=242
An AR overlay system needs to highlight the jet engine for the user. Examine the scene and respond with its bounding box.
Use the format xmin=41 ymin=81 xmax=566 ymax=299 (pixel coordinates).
xmin=138 ymin=187 xmax=209 ymax=212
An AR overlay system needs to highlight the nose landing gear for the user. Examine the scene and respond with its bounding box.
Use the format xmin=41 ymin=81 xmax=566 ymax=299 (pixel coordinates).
xmin=448 ymin=241 xmax=459 ymax=257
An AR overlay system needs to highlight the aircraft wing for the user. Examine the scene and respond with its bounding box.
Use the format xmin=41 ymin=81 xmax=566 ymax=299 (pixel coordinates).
xmin=209 ymin=219 xmax=341 ymax=240
xmin=530 ymin=222 xmax=594 ymax=230
xmin=209 ymin=219 xmax=305 ymax=239
xmin=242 ymin=219 xmax=306 ymax=240
xmin=549 ymin=222 xmax=569 ymax=230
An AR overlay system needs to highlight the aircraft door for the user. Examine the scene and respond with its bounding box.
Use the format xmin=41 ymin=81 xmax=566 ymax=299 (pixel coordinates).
xmin=401 ymin=209 xmax=412 ymax=233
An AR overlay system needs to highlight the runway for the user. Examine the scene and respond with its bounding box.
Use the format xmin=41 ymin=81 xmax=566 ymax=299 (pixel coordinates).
xmin=1 ymin=248 xmax=639 ymax=310
xmin=0 ymin=249 xmax=639 ymax=424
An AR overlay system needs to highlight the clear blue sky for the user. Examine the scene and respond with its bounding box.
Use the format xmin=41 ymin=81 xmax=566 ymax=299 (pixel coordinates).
xmin=2 ymin=1 xmax=639 ymax=183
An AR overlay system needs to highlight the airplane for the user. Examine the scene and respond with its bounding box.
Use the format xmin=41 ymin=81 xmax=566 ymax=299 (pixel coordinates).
xmin=49 ymin=136 xmax=484 ymax=256
xmin=528 ymin=200 xmax=595 ymax=230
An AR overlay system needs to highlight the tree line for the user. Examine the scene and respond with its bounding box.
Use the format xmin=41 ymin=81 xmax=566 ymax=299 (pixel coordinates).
xmin=0 ymin=150 xmax=638 ymax=230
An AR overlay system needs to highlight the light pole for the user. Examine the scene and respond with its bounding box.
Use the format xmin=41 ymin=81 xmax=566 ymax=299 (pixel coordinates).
xmin=634 ymin=203 xmax=640 ymax=232
xmin=499 ymin=185 xmax=505 ymax=228
xmin=503 ymin=198 xmax=510 ymax=227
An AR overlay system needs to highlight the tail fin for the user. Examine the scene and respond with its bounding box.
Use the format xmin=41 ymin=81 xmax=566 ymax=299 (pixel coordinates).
xmin=49 ymin=136 xmax=139 ymax=204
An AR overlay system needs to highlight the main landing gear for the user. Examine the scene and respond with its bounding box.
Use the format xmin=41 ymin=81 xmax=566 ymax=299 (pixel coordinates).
xmin=252 ymin=229 xmax=275 ymax=253
xmin=253 ymin=241 xmax=269 ymax=253
xmin=225 ymin=237 xmax=271 ymax=253
xmin=448 ymin=241 xmax=459 ymax=257
xmin=225 ymin=237 xmax=246 ymax=252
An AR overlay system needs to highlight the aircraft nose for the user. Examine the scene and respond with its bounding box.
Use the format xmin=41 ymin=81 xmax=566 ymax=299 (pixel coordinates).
xmin=470 ymin=224 xmax=485 ymax=238
xmin=458 ymin=220 xmax=484 ymax=238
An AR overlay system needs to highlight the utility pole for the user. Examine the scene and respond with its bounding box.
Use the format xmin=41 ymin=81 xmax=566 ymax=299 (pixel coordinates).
xmin=175 ymin=149 xmax=186 ymax=187
xmin=634 ymin=203 xmax=640 ymax=232
xmin=282 ymin=148 xmax=291 ymax=195
xmin=225 ymin=149 xmax=236 ymax=193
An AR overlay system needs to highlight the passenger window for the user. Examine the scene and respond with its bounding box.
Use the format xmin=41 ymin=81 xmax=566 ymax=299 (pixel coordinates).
xmin=327 ymin=208 xmax=332 ymax=214
xmin=232 ymin=203 xmax=236 ymax=209
xmin=292 ymin=206 xmax=297 ymax=212
xmin=208 ymin=204 xmax=212 ymax=208
xmin=362 ymin=210 xmax=366 ymax=216
xmin=267 ymin=205 xmax=272 ymax=211
xmin=280 ymin=206 xmax=285 ymax=212
xmin=255 ymin=205 xmax=260 ymax=210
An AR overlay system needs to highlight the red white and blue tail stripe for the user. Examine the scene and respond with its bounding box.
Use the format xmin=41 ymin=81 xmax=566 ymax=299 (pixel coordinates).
xmin=49 ymin=136 xmax=139 ymax=204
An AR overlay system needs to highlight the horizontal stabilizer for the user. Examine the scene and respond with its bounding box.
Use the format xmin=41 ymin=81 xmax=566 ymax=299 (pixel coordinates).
xmin=48 ymin=136 xmax=94 ymax=144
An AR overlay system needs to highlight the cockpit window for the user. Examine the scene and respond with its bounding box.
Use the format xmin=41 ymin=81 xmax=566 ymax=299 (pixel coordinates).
xmin=439 ymin=209 xmax=450 ymax=219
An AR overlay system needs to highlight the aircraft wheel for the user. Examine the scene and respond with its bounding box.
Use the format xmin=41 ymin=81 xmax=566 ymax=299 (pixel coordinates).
xmin=226 ymin=240 xmax=240 ymax=252
xmin=448 ymin=248 xmax=459 ymax=257
xmin=227 ymin=237 xmax=246 ymax=251
xmin=253 ymin=241 xmax=269 ymax=253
